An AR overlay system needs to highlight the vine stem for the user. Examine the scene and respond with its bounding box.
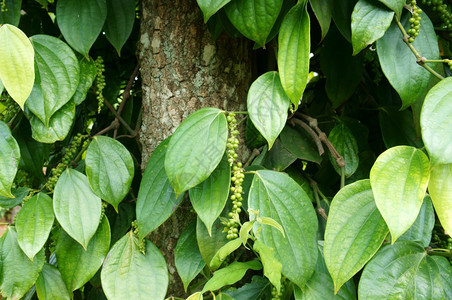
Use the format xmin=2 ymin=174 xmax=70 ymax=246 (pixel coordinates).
xmin=340 ymin=167 xmax=346 ymax=189
xmin=394 ymin=15 xmax=444 ymax=81
xmin=0 ymin=222 xmax=10 ymax=226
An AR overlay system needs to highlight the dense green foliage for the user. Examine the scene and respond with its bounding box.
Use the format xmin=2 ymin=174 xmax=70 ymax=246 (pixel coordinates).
xmin=0 ymin=0 xmax=452 ymax=299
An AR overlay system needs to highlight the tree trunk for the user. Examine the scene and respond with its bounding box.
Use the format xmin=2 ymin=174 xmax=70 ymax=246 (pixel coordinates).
xmin=138 ymin=0 xmax=252 ymax=297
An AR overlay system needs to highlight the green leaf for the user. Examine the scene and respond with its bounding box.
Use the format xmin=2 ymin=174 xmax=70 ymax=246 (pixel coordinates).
xmin=379 ymin=106 xmax=423 ymax=148
xmin=0 ymin=0 xmax=22 ymax=26
xmin=248 ymin=170 xmax=318 ymax=288
xmin=377 ymin=0 xmax=404 ymax=16
xmin=0 ymin=120 xmax=20 ymax=198
xmin=261 ymin=139 xmax=296 ymax=171
xmin=247 ymin=72 xmax=290 ymax=149
xmin=351 ymin=0 xmax=394 ymax=55
xmin=15 ymin=193 xmax=54 ymax=260
xmin=0 ymin=187 xmax=29 ymax=209
xmin=239 ymin=221 xmax=254 ymax=246
xmin=0 ymin=77 xmax=3 ymax=94
xmin=0 ymin=227 xmax=45 ymax=300
xmin=257 ymin=217 xmax=285 ymax=238
xmin=398 ymin=195 xmax=434 ymax=247
xmin=421 ymin=76 xmax=452 ymax=164
xmin=197 ymin=0 xmax=231 ymax=23
xmin=36 ymin=264 xmax=71 ymax=300
xmin=320 ymin=26 xmax=363 ymax=107
xmin=331 ymin=0 xmax=357 ymax=42
xmin=190 ymin=154 xmax=230 ymax=236
xmin=73 ymin=56 xmax=97 ymax=105
xmin=253 ymin=239 xmax=282 ymax=292
xmin=309 ymin=0 xmax=332 ymax=40
xmin=224 ymin=276 xmax=271 ymax=299
xmin=165 ymin=108 xmax=228 ymax=196
xmin=85 ymin=136 xmax=134 ymax=211
xmin=370 ymin=146 xmax=430 ymax=242
xmin=101 ymin=232 xmax=169 ymax=300
xmin=280 ymin=125 xmax=322 ymax=164
xmin=187 ymin=292 xmax=203 ymax=300
xmin=53 ymin=169 xmax=102 ymax=249
xmin=328 ymin=123 xmax=359 ymax=177
xmin=323 ymin=179 xmax=389 ymax=293
xmin=104 ymin=0 xmax=136 ymax=55
xmin=197 ymin=217 xmax=229 ymax=266
xmin=28 ymin=100 xmax=75 ymax=143
xmin=202 ymin=261 xmax=262 ymax=293
xmin=136 ymin=138 xmax=184 ymax=240
xmin=25 ymin=35 xmax=79 ymax=126
xmin=55 ymin=216 xmax=111 ymax=291
xmin=175 ymin=222 xmax=205 ymax=292
xmin=224 ymin=0 xmax=283 ymax=47
xmin=0 ymin=24 xmax=34 ymax=109
xmin=56 ymin=0 xmax=107 ymax=56
xmin=358 ymin=241 xmax=452 ymax=299
xmin=377 ymin=11 xmax=441 ymax=109
xmin=278 ymin=3 xmax=310 ymax=109
xmin=428 ymin=163 xmax=452 ymax=235
xmin=210 ymin=238 xmax=242 ymax=270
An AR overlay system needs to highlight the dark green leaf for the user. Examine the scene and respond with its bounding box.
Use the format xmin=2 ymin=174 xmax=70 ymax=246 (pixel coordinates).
xmin=101 ymin=232 xmax=169 ymax=300
xmin=351 ymin=0 xmax=394 ymax=55
xmin=309 ymin=0 xmax=332 ymax=40
xmin=224 ymin=0 xmax=283 ymax=47
xmin=0 ymin=187 xmax=29 ymax=209
xmin=370 ymin=146 xmax=430 ymax=242
xmin=377 ymin=0 xmax=404 ymax=16
xmin=56 ymin=0 xmax=107 ymax=56
xmin=73 ymin=56 xmax=97 ymax=105
xmin=379 ymin=106 xmax=423 ymax=148
xmin=280 ymin=125 xmax=322 ymax=164
xmin=136 ymin=138 xmax=184 ymax=240
xmin=249 ymin=170 xmax=318 ymax=288
xmin=175 ymin=222 xmax=205 ymax=292
xmin=202 ymin=261 xmax=262 ymax=292
xmin=398 ymin=195 xmax=434 ymax=247
xmin=331 ymin=0 xmax=357 ymax=41
xmin=54 ymin=169 xmax=102 ymax=249
xmin=0 ymin=0 xmax=22 ymax=26
xmin=196 ymin=216 xmax=229 ymax=266
xmin=224 ymin=276 xmax=271 ymax=300
xmin=36 ymin=264 xmax=71 ymax=300
xmin=262 ymin=139 xmax=296 ymax=171
xmin=0 ymin=120 xmax=20 ymax=198
xmin=328 ymin=123 xmax=359 ymax=177
xmin=85 ymin=136 xmax=134 ymax=210
xmin=197 ymin=0 xmax=231 ymax=23
xmin=26 ymin=35 xmax=80 ymax=126
xmin=165 ymin=108 xmax=228 ymax=196
xmin=324 ymin=180 xmax=388 ymax=293
xmin=15 ymin=193 xmax=54 ymax=260
xmin=104 ymin=0 xmax=136 ymax=55
xmin=56 ymin=216 xmax=111 ymax=291
xmin=190 ymin=155 xmax=230 ymax=236
xmin=428 ymin=163 xmax=452 ymax=236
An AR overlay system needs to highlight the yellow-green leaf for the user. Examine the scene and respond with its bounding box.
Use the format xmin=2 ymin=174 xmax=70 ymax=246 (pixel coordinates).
xmin=428 ymin=163 xmax=452 ymax=235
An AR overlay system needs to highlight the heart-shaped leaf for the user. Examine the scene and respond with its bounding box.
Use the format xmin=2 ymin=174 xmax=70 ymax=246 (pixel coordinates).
xmin=428 ymin=163 xmax=452 ymax=235
xmin=36 ymin=264 xmax=71 ymax=300
xmin=0 ymin=120 xmax=20 ymax=198
xmin=104 ymin=0 xmax=136 ymax=55
xmin=197 ymin=0 xmax=231 ymax=23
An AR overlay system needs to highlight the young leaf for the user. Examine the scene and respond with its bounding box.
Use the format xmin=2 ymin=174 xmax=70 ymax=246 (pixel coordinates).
xmin=247 ymin=72 xmax=290 ymax=149
xmin=56 ymin=0 xmax=107 ymax=56
xmin=224 ymin=0 xmax=283 ymax=47
xmin=202 ymin=261 xmax=262 ymax=293
xmin=210 ymin=238 xmax=242 ymax=270
xmin=85 ymin=136 xmax=134 ymax=211
xmin=165 ymin=107 xmax=228 ymax=196
xmin=196 ymin=217 xmax=229 ymax=265
xmin=421 ymin=76 xmax=452 ymax=164
xmin=358 ymin=241 xmax=452 ymax=299
xmin=136 ymin=138 xmax=184 ymax=240
xmin=351 ymin=0 xmax=394 ymax=55
xmin=101 ymin=232 xmax=169 ymax=300
xmin=278 ymin=3 xmax=310 ymax=109
xmin=189 ymin=154 xmax=230 ymax=236
xmin=309 ymin=0 xmax=332 ymax=40
xmin=328 ymin=123 xmax=359 ymax=177
xmin=377 ymin=11 xmax=441 ymax=109
xmin=323 ymin=179 xmax=388 ymax=293
xmin=55 ymin=216 xmax=111 ymax=291
xmin=377 ymin=0 xmax=405 ymax=16
xmin=428 ymin=163 xmax=452 ymax=235
xmin=248 ymin=170 xmax=318 ymax=288
xmin=370 ymin=146 xmax=430 ymax=242
xmin=0 ymin=120 xmax=20 ymax=198
xmin=175 ymin=222 xmax=206 ymax=292
xmin=104 ymin=0 xmax=136 ymax=55
xmin=53 ymin=169 xmax=102 ymax=249
xmin=187 ymin=292 xmax=203 ymax=300
xmin=0 ymin=227 xmax=45 ymax=300
xmin=36 ymin=264 xmax=71 ymax=300
xmin=197 ymin=0 xmax=231 ymax=23
xmin=25 ymin=35 xmax=80 ymax=127
xmin=398 ymin=195 xmax=434 ymax=247
xmin=0 ymin=24 xmax=34 ymax=109
xmin=253 ymin=239 xmax=282 ymax=293
xmin=0 ymin=0 xmax=22 ymax=26
xmin=15 ymin=193 xmax=54 ymax=260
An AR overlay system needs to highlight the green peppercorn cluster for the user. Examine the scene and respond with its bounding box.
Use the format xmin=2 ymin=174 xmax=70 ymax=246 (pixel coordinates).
xmin=408 ymin=1 xmax=422 ymax=43
xmin=132 ymin=220 xmax=146 ymax=253
xmin=1 ymin=0 xmax=7 ymax=12
xmin=271 ymin=277 xmax=287 ymax=300
xmin=15 ymin=169 xmax=33 ymax=188
xmin=0 ymin=95 xmax=20 ymax=123
xmin=421 ymin=0 xmax=452 ymax=35
xmin=223 ymin=112 xmax=245 ymax=240
xmin=94 ymin=56 xmax=106 ymax=114
xmin=45 ymin=133 xmax=85 ymax=191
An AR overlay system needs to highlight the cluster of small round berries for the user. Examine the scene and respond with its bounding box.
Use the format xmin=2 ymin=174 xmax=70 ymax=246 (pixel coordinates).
xmin=271 ymin=277 xmax=287 ymax=300
xmin=15 ymin=169 xmax=33 ymax=188
xmin=132 ymin=220 xmax=146 ymax=253
xmin=94 ymin=56 xmax=106 ymax=114
xmin=0 ymin=95 xmax=20 ymax=123
xmin=1 ymin=0 xmax=7 ymax=12
xmin=421 ymin=0 xmax=452 ymax=36
xmin=407 ymin=1 xmax=422 ymax=43
xmin=226 ymin=113 xmax=240 ymax=165
xmin=45 ymin=133 xmax=85 ymax=191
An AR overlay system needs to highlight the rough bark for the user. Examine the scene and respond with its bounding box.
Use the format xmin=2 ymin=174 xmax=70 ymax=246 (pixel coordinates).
xmin=139 ymin=0 xmax=252 ymax=297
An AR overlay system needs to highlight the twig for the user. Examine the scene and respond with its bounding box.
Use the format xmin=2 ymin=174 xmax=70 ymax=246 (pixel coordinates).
xmin=94 ymin=119 xmax=120 ymax=136
xmin=290 ymin=118 xmax=324 ymax=156
xmin=244 ymin=148 xmax=261 ymax=167
xmin=103 ymin=98 xmax=136 ymax=136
